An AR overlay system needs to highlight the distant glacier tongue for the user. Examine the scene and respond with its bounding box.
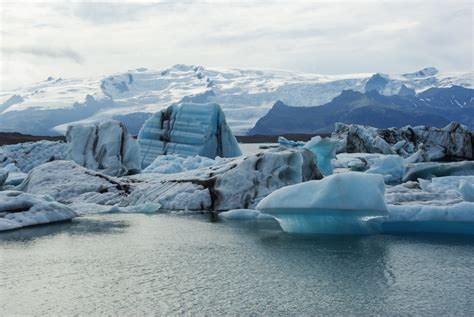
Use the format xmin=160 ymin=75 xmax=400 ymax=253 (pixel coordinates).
xmin=138 ymin=102 xmax=241 ymax=168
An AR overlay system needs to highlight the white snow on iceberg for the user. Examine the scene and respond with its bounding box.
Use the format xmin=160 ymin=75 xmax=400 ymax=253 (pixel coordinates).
xmin=143 ymin=154 xmax=216 ymax=174
xmin=138 ymin=102 xmax=241 ymax=168
xmin=257 ymin=172 xmax=388 ymax=234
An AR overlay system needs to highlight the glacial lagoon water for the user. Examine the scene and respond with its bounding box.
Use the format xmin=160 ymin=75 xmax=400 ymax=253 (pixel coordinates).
xmin=1 ymin=143 xmax=474 ymax=315
xmin=1 ymin=213 xmax=474 ymax=315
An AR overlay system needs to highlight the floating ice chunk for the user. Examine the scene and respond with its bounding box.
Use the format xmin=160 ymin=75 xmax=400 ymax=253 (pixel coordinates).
xmin=257 ymin=172 xmax=388 ymax=234
xmin=66 ymin=120 xmax=141 ymax=176
xmin=0 ymin=141 xmax=67 ymax=172
xmin=404 ymin=161 xmax=474 ymax=182
xmin=459 ymin=180 xmax=474 ymax=202
xmin=366 ymin=155 xmax=405 ymax=183
xmin=219 ymin=209 xmax=264 ymax=220
xmin=138 ymin=102 xmax=241 ymax=168
xmin=377 ymin=202 xmax=474 ymax=235
xmin=0 ymin=190 xmax=78 ymax=231
xmin=303 ymin=136 xmax=338 ymax=176
xmin=278 ymin=136 xmax=305 ymax=148
xmin=143 ymin=154 xmax=216 ymax=174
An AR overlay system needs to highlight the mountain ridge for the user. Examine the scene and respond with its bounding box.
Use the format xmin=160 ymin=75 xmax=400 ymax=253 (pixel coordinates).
xmin=0 ymin=65 xmax=472 ymax=135
xmin=249 ymin=86 xmax=474 ymax=135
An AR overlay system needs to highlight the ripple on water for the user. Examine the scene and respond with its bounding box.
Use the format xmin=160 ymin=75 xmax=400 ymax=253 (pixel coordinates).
xmin=1 ymin=213 xmax=474 ymax=315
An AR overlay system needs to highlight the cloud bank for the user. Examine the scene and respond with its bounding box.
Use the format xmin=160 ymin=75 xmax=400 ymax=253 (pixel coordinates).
xmin=0 ymin=1 xmax=472 ymax=90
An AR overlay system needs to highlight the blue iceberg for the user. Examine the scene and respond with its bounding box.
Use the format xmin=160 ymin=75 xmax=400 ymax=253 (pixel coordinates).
xmin=138 ymin=102 xmax=242 ymax=168
xmin=257 ymin=172 xmax=388 ymax=234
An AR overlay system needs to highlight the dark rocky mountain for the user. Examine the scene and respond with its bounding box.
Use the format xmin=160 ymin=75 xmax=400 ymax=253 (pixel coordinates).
xmin=249 ymin=86 xmax=474 ymax=135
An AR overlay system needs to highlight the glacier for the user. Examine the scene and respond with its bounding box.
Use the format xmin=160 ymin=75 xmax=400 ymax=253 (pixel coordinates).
xmin=138 ymin=102 xmax=241 ymax=168
xmin=1 ymin=65 xmax=472 ymax=136
xmin=257 ymin=173 xmax=388 ymax=234
xmin=66 ymin=120 xmax=141 ymax=176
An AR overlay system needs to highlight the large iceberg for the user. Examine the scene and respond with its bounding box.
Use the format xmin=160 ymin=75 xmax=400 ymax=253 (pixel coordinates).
xmin=257 ymin=172 xmax=388 ymax=234
xmin=333 ymin=122 xmax=473 ymax=161
xmin=0 ymin=190 xmax=78 ymax=231
xmin=138 ymin=102 xmax=241 ymax=168
xmin=124 ymin=147 xmax=321 ymax=211
xmin=66 ymin=120 xmax=141 ymax=176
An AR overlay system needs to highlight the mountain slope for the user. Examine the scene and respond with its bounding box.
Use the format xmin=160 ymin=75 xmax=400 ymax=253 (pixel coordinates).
xmin=0 ymin=65 xmax=472 ymax=135
xmin=249 ymin=86 xmax=474 ymax=135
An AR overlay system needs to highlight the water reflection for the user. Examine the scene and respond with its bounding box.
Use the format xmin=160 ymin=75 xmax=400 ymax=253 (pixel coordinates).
xmin=0 ymin=217 xmax=130 ymax=243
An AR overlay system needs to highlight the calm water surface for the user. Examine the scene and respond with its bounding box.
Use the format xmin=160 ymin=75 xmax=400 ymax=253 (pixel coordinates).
xmin=1 ymin=213 xmax=474 ymax=315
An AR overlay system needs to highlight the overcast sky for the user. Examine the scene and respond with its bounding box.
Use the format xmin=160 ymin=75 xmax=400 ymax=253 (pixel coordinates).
xmin=1 ymin=1 xmax=472 ymax=90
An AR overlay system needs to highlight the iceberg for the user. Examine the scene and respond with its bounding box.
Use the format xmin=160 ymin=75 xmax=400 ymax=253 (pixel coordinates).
xmin=333 ymin=122 xmax=473 ymax=161
xmin=0 ymin=140 xmax=67 ymax=172
xmin=403 ymin=161 xmax=474 ymax=182
xmin=66 ymin=120 xmax=141 ymax=176
xmin=303 ymin=136 xmax=339 ymax=176
xmin=378 ymin=203 xmax=474 ymax=235
xmin=20 ymin=160 xmax=131 ymax=205
xmin=138 ymin=102 xmax=241 ymax=168
xmin=278 ymin=136 xmax=305 ymax=148
xmin=365 ymin=155 xmax=405 ymax=183
xmin=218 ymin=209 xmax=266 ymax=220
xmin=257 ymin=172 xmax=388 ymax=234
xmin=0 ymin=190 xmax=78 ymax=231
xmin=124 ymin=147 xmax=321 ymax=211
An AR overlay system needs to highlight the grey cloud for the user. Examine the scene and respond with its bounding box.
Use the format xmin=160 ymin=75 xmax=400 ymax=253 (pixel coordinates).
xmin=2 ymin=46 xmax=85 ymax=64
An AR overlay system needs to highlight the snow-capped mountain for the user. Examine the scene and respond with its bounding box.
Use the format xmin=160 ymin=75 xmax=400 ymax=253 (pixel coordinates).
xmin=0 ymin=65 xmax=472 ymax=135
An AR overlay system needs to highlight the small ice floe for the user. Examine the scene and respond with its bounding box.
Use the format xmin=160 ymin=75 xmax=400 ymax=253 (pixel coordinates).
xmin=218 ymin=209 xmax=273 ymax=220
xmin=0 ymin=190 xmax=78 ymax=231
